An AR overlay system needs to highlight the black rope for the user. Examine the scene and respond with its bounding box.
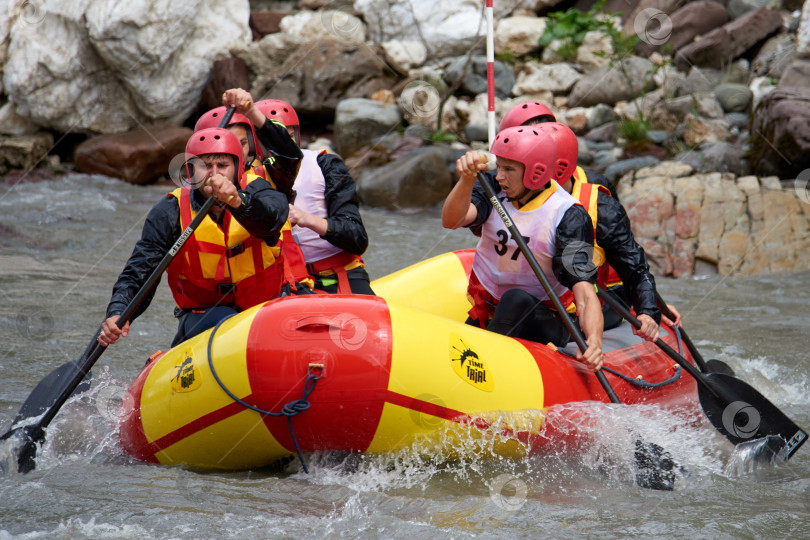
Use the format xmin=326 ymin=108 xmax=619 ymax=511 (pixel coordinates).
xmin=206 ymin=315 xmax=321 ymax=473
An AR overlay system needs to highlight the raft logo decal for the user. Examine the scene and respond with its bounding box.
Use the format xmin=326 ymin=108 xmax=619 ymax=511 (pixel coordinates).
xmin=450 ymin=334 xmax=493 ymax=392
xmin=171 ymin=354 xmax=202 ymax=393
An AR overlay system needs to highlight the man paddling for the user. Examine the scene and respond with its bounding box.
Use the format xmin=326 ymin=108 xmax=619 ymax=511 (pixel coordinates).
xmin=98 ymin=127 xmax=299 ymax=348
xmin=443 ymin=126 xmax=604 ymax=371
xmin=495 ymin=101 xmax=683 ymax=337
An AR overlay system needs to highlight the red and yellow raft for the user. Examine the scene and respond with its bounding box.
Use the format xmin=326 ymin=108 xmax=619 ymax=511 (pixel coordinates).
xmin=119 ymin=250 xmax=698 ymax=469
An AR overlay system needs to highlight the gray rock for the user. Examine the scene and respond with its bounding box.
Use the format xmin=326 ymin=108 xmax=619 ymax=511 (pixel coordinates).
xmin=586 ymin=103 xmax=618 ymax=130
xmin=779 ymin=59 xmax=810 ymax=89
xmin=646 ymin=130 xmax=668 ymax=145
xmin=403 ymin=124 xmax=433 ymax=140
xmin=333 ymin=98 xmax=402 ymax=159
xmin=684 ymin=67 xmax=721 ymax=94
xmin=373 ymin=132 xmax=405 ymax=150
xmin=714 ymin=83 xmax=753 ymax=113
xmin=751 ymin=33 xmax=796 ymax=80
xmin=727 ymin=0 xmax=773 ymax=20
xmin=464 ymin=123 xmax=489 ymax=142
xmin=675 ymin=142 xmax=750 ymax=176
xmin=568 ymin=56 xmax=655 ymax=107
xmin=750 ymin=86 xmax=810 ymax=178
xmin=584 ymin=122 xmax=618 ymax=144
xmin=592 ymin=149 xmax=618 ymax=171
xmin=356 ymin=147 xmax=454 ymax=210
xmin=604 ymin=156 xmax=660 ymax=182
xmin=725 ymin=112 xmax=749 ymax=129
xmin=445 ymin=56 xmax=515 ymax=99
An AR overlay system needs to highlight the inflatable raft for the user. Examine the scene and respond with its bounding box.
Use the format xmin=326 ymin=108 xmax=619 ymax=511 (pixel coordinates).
xmin=119 ymin=250 xmax=698 ymax=469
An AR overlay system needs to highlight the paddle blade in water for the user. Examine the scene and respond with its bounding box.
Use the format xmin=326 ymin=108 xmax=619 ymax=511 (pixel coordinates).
xmin=10 ymin=361 xmax=92 ymax=428
xmin=698 ymin=372 xmax=807 ymax=459
xmin=634 ymin=439 xmax=679 ymax=491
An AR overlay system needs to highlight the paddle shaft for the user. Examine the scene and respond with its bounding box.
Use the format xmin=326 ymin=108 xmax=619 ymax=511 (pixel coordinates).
xmin=597 ymin=287 xmax=724 ymax=399
xmin=26 ymin=195 xmax=217 ymax=441
xmin=6 ymin=107 xmax=236 ymax=458
xmin=477 ymin=173 xmax=620 ymax=404
xmin=654 ymin=290 xmax=710 ymax=373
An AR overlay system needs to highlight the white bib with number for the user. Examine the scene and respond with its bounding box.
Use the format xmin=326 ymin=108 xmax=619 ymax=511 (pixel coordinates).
xmin=472 ymin=182 xmax=576 ymax=301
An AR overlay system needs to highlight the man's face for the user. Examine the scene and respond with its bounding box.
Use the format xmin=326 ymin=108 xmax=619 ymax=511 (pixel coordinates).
xmin=495 ymin=157 xmax=526 ymax=199
xmin=227 ymin=124 xmax=251 ymax=164
xmin=190 ymin=153 xmax=236 ymax=188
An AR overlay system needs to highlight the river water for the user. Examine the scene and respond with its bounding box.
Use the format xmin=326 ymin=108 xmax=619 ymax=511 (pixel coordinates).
xmin=0 ymin=174 xmax=808 ymax=538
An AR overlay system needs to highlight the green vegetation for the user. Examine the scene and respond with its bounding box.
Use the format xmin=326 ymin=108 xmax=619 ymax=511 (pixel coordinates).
xmin=430 ymin=130 xmax=457 ymax=143
xmin=539 ymin=0 xmax=632 ymax=61
xmin=618 ymin=117 xmax=650 ymax=143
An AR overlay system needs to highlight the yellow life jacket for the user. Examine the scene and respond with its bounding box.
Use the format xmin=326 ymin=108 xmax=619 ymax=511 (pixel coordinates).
xmin=166 ymin=173 xmax=286 ymax=310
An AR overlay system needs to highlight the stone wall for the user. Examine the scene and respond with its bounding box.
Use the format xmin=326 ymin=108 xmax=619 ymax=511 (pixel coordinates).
xmin=618 ymin=162 xmax=810 ymax=277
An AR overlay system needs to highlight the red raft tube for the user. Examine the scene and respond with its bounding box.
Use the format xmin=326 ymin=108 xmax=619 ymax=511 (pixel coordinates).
xmin=119 ymin=250 xmax=698 ymax=469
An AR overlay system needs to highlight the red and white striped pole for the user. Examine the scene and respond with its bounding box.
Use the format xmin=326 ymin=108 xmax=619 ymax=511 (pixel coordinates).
xmin=486 ymin=0 xmax=495 ymax=148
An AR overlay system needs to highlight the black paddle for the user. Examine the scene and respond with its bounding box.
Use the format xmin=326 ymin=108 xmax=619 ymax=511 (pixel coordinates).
xmin=476 ymin=171 xmax=678 ymax=491
xmin=0 ymin=108 xmax=236 ymax=473
xmin=597 ymin=286 xmax=808 ymax=461
xmin=654 ymin=290 xmax=734 ymax=376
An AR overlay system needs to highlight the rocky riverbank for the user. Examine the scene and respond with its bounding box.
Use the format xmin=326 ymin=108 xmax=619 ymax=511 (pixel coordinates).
xmin=0 ymin=0 xmax=808 ymax=277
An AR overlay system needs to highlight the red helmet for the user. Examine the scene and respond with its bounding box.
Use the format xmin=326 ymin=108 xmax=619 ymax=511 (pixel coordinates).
xmin=184 ymin=128 xmax=245 ymax=187
xmin=194 ymin=106 xmax=264 ymax=164
xmin=499 ymin=101 xmax=556 ymax=131
xmin=536 ymin=123 xmax=578 ymax=183
xmin=490 ymin=126 xmax=556 ymax=190
xmin=255 ymin=99 xmax=300 ymax=145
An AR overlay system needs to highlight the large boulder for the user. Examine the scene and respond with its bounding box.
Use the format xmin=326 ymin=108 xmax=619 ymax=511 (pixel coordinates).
xmin=494 ymin=16 xmax=547 ymax=57
xmin=3 ymin=0 xmax=250 ymax=133
xmin=750 ymin=86 xmax=810 ymax=179
xmin=354 ymin=0 xmax=484 ymax=59
xmin=0 ymin=133 xmax=55 ymax=174
xmin=197 ymin=56 xmax=252 ymax=115
xmin=673 ymin=7 xmax=784 ymax=70
xmin=333 ymin=98 xmax=401 ymax=159
xmin=235 ymin=32 xmax=306 ymax=77
xmin=664 ymin=1 xmax=729 ymax=53
xmin=356 ymin=147 xmax=453 ymax=210
xmin=779 ymin=59 xmax=810 ymax=90
xmin=568 ymin=56 xmax=654 ymax=107
xmin=513 ymin=61 xmax=581 ymax=96
xmin=251 ymin=38 xmax=400 ymax=118
xmin=74 ymin=125 xmax=193 ymax=185
xmin=444 ymin=56 xmax=515 ymax=99
xmin=751 ymin=33 xmax=796 ymax=80
xmin=279 ymin=9 xmax=366 ymax=44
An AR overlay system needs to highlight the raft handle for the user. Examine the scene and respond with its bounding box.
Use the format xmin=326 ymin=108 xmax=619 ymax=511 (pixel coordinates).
xmin=296 ymin=316 xmax=342 ymax=332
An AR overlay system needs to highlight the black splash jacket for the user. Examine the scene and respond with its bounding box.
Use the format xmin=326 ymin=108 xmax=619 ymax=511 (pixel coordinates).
xmin=315 ymin=152 xmax=369 ymax=256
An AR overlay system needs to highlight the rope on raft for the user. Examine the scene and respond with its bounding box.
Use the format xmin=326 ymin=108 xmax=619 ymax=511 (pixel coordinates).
xmin=206 ymin=314 xmax=321 ymax=473
xmin=602 ymin=324 xmax=687 ymax=389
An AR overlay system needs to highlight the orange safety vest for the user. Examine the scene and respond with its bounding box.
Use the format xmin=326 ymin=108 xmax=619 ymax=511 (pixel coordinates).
xmin=571 ymin=167 xmax=622 ymax=290
xmin=166 ymin=174 xmax=310 ymax=310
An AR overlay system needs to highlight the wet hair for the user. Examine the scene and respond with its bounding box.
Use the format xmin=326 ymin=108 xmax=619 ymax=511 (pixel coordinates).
xmin=523 ymin=115 xmax=556 ymax=126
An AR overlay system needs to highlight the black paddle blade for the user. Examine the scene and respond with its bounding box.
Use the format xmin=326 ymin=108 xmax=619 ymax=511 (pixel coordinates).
xmin=0 ymin=425 xmax=42 ymax=475
xmin=706 ymin=359 xmax=735 ymax=376
xmin=698 ymin=372 xmax=807 ymax=459
xmin=634 ymin=439 xmax=679 ymax=491
xmin=6 ymin=361 xmax=92 ymax=432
